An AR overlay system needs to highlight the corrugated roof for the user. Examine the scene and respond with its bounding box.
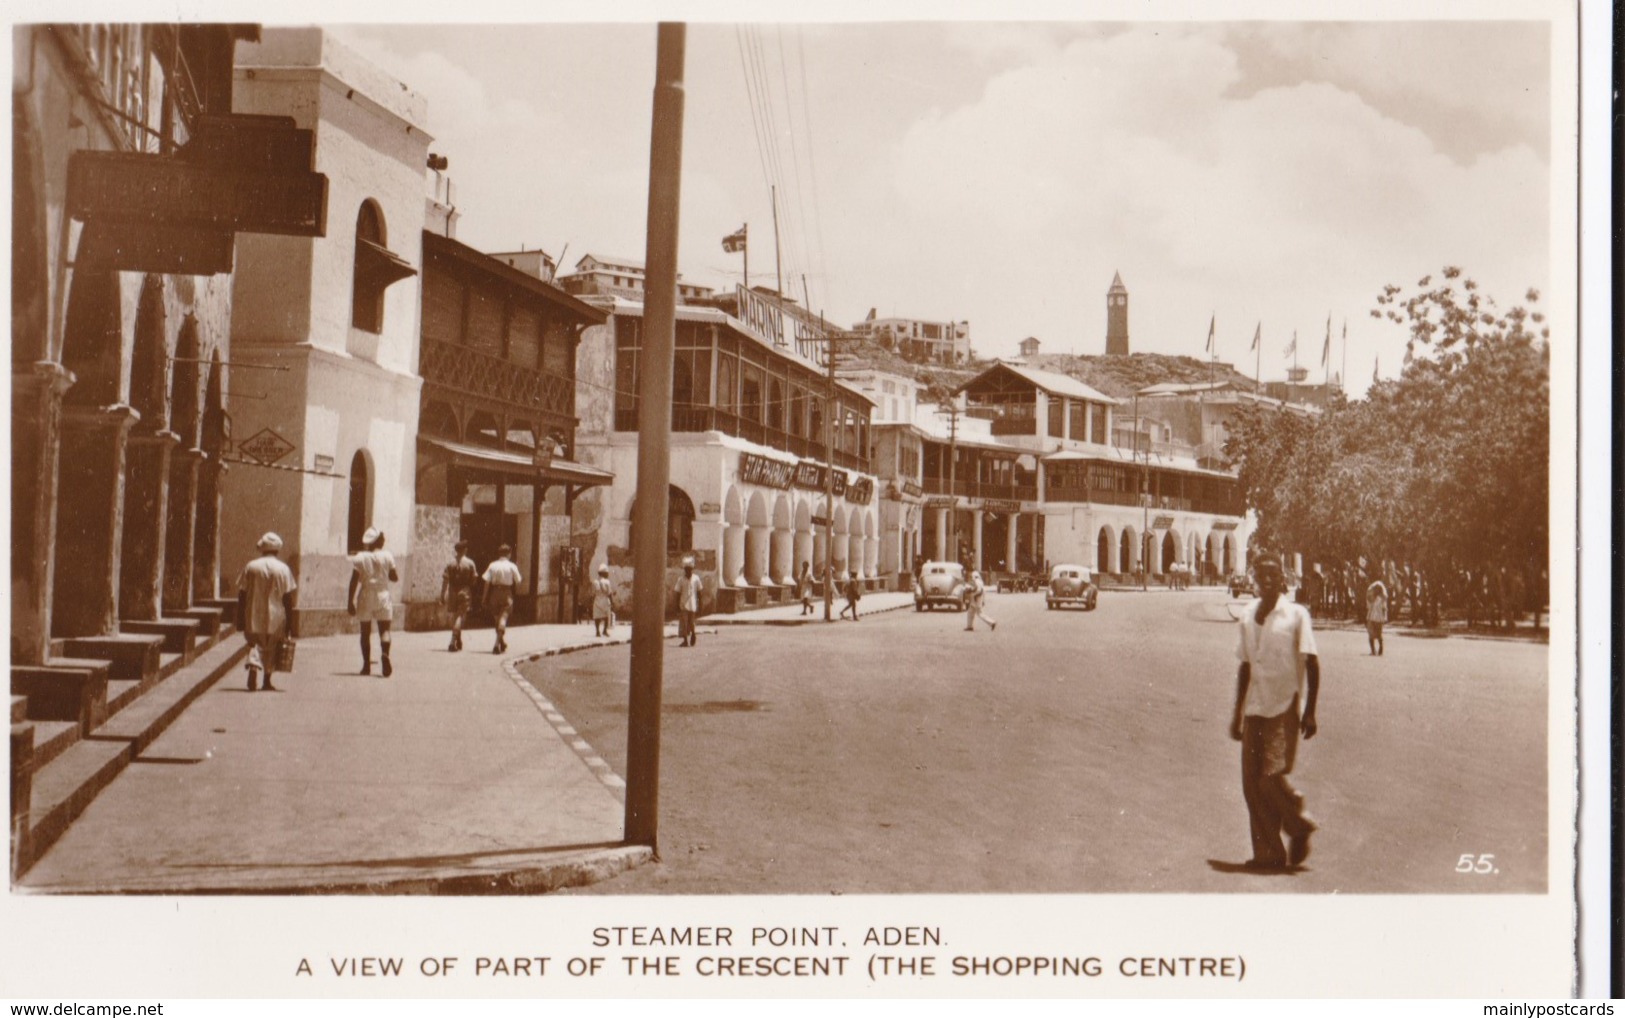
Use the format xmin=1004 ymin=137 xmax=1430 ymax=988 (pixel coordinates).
xmin=962 ymin=362 xmax=1120 ymax=405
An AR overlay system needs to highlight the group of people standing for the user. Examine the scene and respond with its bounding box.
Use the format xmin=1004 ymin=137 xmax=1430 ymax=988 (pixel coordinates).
xmin=791 ymin=562 xmax=867 ymax=621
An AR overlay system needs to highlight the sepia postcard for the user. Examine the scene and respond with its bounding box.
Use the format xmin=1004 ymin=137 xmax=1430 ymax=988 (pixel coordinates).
xmin=2 ymin=0 xmax=1610 ymax=1003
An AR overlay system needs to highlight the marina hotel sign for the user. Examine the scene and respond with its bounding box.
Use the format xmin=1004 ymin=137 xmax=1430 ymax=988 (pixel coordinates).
xmin=738 ymin=452 xmax=874 ymax=505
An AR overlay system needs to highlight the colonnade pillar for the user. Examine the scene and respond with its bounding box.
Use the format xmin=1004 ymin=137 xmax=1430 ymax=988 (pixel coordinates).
xmin=119 ymin=430 xmax=178 ymax=621
xmin=11 ymin=362 xmax=75 ymax=663
xmin=52 ymin=404 xmax=138 ymax=639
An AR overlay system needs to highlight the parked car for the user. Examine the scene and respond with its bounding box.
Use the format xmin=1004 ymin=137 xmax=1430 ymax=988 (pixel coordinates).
xmin=914 ymin=561 xmax=967 ymax=611
xmin=1046 ymin=564 xmax=1099 ymax=611
xmin=1228 ymin=573 xmax=1256 ymax=598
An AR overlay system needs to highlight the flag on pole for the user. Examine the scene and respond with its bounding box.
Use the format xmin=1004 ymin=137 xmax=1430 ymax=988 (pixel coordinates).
xmin=1205 ymin=315 xmax=1215 ymax=353
xmin=1249 ymin=322 xmax=1260 ymax=351
xmin=1321 ymin=315 xmax=1332 ymax=366
xmin=1284 ymin=332 xmax=1297 ymax=358
xmin=722 ymin=225 xmax=747 ymax=253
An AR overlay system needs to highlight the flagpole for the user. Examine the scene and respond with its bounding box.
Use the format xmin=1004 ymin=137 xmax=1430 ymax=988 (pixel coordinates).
xmin=771 ymin=184 xmax=784 ymax=299
xmin=1254 ymin=323 xmax=1261 ymax=393
xmin=743 ymin=225 xmax=749 ymax=292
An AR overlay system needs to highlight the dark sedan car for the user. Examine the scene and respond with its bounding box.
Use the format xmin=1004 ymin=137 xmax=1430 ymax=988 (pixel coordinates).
xmin=1046 ymin=564 xmax=1099 ymax=611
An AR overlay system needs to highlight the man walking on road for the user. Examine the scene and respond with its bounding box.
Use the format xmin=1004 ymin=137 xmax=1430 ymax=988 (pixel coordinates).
xmin=964 ymin=569 xmax=997 ymax=632
xmin=1365 ymin=579 xmax=1388 ymax=656
xmin=675 ymin=556 xmax=702 ymax=647
xmin=440 ymin=539 xmax=478 ymax=652
xmin=1230 ymin=556 xmax=1320 ymax=871
xmin=592 ymin=564 xmax=615 ymax=637
xmin=237 ymin=532 xmax=296 ymax=692
xmin=348 ymin=527 xmax=399 ymax=676
xmin=482 ymin=544 xmax=522 ymax=654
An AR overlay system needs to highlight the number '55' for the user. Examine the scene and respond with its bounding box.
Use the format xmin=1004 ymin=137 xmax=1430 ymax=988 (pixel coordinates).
xmin=1456 ymin=853 xmax=1496 ymax=874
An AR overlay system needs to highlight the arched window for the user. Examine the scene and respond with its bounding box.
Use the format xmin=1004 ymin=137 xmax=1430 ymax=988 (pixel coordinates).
xmin=350 ymin=201 xmax=415 ymax=334
xmin=347 ymin=451 xmax=371 ymax=553
xmin=628 ymin=486 xmax=696 ymax=558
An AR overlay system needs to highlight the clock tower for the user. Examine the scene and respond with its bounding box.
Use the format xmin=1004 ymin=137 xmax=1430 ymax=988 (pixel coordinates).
xmin=1106 ymin=272 xmax=1129 ymax=355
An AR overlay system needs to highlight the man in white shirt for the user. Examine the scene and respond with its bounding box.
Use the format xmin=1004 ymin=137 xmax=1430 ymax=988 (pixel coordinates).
xmin=1230 ymin=556 xmax=1321 ymax=871
xmin=347 ymin=527 xmax=399 ymax=676
xmin=237 ymin=532 xmax=297 ymax=692
xmin=482 ymin=544 xmax=522 ymax=654
xmin=674 ymin=557 xmax=703 ymax=647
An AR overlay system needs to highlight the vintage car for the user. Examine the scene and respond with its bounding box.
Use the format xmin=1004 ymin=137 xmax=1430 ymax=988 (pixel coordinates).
xmin=1045 ymin=564 xmax=1099 ymax=611
xmin=914 ymin=561 xmax=967 ymax=611
xmin=1228 ymin=572 xmax=1256 ymax=598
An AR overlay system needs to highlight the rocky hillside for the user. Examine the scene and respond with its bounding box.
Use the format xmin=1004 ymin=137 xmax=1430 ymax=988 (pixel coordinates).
xmin=841 ymin=337 xmax=1256 ymax=401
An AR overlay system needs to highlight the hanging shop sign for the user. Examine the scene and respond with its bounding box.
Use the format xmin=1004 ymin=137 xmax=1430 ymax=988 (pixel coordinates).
xmin=926 ymin=495 xmax=958 ymax=508
xmin=1211 ymin=520 xmax=1240 ymax=531
xmin=901 ymin=480 xmax=923 ymax=499
xmin=980 ymin=498 xmax=1021 ymax=514
xmin=1152 ymin=514 xmax=1176 ymax=530
xmin=67 ymin=114 xmax=329 ymax=275
xmin=792 ymin=461 xmax=824 ymax=490
xmin=846 ymin=476 xmax=874 ymax=505
xmin=738 ymin=451 xmax=796 ymax=489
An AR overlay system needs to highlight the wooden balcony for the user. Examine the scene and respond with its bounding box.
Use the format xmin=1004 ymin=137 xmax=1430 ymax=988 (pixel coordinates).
xmin=420 ymin=338 xmax=574 ymax=418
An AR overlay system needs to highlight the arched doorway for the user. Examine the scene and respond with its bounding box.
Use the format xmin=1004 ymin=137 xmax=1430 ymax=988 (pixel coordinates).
xmin=770 ymin=493 xmax=793 ymax=584
xmin=1162 ymin=531 xmax=1178 ymax=571
xmin=1097 ymin=525 xmax=1115 ymax=574
xmin=721 ymin=485 xmax=746 ymax=585
xmin=348 ymin=450 xmax=372 ymax=553
xmin=744 ymin=491 xmax=770 ymax=585
xmin=1119 ymin=525 xmax=1137 ymax=575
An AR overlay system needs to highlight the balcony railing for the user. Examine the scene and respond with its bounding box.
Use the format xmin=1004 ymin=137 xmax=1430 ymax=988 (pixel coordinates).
xmin=921 ymin=477 xmax=1037 ymax=503
xmin=615 ymin=404 xmax=869 ymax=474
xmin=421 ymin=338 xmax=574 ymax=418
xmin=1040 ymin=485 xmax=1242 ymax=515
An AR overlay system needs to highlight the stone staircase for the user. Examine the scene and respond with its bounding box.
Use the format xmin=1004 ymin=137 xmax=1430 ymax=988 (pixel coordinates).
xmin=9 ymin=598 xmax=247 ymax=880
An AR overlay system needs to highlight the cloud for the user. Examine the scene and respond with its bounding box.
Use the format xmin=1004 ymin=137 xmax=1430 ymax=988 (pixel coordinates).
xmin=818 ymin=24 xmax=1548 ymax=373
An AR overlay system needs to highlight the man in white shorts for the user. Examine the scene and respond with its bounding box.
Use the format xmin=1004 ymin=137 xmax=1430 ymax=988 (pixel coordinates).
xmin=482 ymin=544 xmax=522 ymax=654
xmin=237 ymin=532 xmax=296 ymax=691
xmin=347 ymin=527 xmax=399 ymax=676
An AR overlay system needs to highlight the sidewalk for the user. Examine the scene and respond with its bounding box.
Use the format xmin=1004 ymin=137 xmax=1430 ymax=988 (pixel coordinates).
xmin=17 ymin=621 xmax=678 ymax=895
xmin=16 ymin=595 xmax=926 ymax=895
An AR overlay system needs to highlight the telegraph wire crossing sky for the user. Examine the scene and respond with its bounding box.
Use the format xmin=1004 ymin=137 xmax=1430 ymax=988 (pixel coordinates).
xmin=333 ymin=19 xmax=1552 ymax=396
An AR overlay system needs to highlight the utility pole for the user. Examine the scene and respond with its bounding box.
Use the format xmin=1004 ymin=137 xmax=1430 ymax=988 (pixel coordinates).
xmin=624 ymin=22 xmax=685 ymax=853
xmin=944 ymin=396 xmax=960 ymax=565
xmin=823 ymin=321 xmax=838 ymax=622
xmin=1135 ymin=390 xmax=1147 ymax=592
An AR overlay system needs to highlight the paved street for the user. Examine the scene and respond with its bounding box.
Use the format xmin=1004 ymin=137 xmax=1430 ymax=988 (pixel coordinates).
xmin=529 ymin=587 xmax=1550 ymax=895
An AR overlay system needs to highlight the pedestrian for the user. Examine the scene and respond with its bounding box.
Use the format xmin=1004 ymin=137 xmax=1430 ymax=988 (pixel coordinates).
xmin=964 ymin=569 xmax=997 ymax=631
xmin=1229 ymin=556 xmax=1321 ymax=871
xmin=674 ymin=556 xmax=702 ymax=647
xmin=797 ymin=561 xmax=815 ymax=615
xmin=482 ymin=544 xmax=522 ymax=654
xmin=236 ymin=532 xmax=297 ymax=692
xmin=838 ymin=571 xmax=862 ymax=621
xmin=592 ymin=563 xmax=615 ymax=637
xmin=440 ymin=539 xmax=478 ymax=652
xmin=347 ymin=527 xmax=399 ymax=676
xmin=1365 ymin=579 xmax=1388 ymax=656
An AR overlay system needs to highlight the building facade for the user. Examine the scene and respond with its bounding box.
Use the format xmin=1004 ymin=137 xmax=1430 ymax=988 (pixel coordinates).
xmin=11 ymin=23 xmax=326 ymax=664
xmin=850 ymin=311 xmax=971 ymax=365
xmin=572 ymin=289 xmax=881 ymax=614
xmin=409 ymin=230 xmax=610 ymax=629
xmin=220 ymin=28 xmax=429 ymax=635
xmin=557 ymin=253 xmax=715 ymax=304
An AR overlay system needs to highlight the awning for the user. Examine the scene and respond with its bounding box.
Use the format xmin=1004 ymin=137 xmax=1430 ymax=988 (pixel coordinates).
xmin=419 ymin=436 xmax=615 ymax=487
xmin=357 ymin=238 xmax=417 ymax=287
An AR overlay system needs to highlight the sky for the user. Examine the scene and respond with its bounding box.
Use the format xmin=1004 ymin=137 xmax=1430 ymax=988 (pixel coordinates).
xmin=314 ymin=15 xmax=1557 ymax=398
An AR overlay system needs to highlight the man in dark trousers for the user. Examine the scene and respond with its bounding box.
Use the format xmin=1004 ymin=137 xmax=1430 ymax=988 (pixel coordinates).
xmin=237 ymin=532 xmax=297 ymax=692
xmin=1230 ymin=556 xmax=1321 ymax=871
